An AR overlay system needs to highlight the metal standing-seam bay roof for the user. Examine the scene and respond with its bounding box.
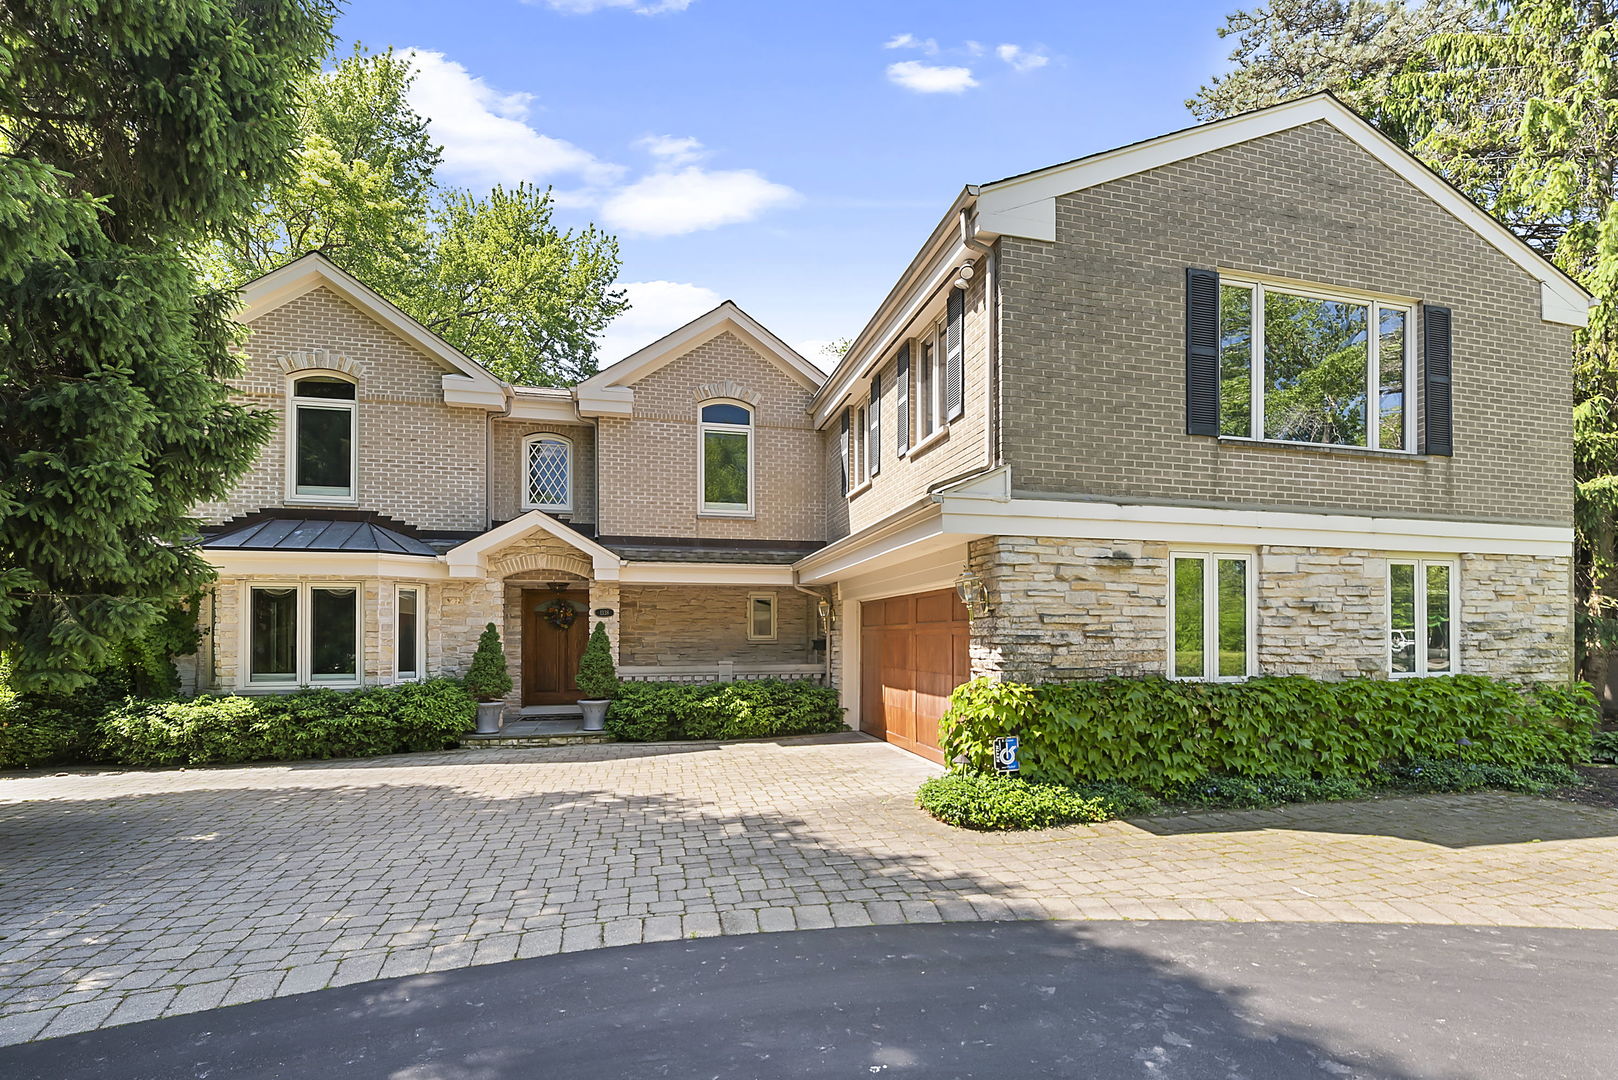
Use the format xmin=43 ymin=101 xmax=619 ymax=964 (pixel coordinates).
xmin=202 ymin=517 xmax=440 ymax=557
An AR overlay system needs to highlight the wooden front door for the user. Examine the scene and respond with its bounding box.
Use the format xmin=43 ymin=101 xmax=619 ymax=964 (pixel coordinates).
xmin=860 ymin=588 xmax=971 ymax=763
xmin=522 ymin=589 xmax=589 ymax=705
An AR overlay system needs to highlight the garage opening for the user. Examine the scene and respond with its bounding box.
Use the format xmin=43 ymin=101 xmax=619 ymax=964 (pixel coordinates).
xmin=859 ymin=588 xmax=971 ymax=763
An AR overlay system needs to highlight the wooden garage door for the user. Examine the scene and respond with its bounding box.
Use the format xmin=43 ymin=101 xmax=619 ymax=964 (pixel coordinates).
xmin=860 ymin=588 xmax=971 ymax=763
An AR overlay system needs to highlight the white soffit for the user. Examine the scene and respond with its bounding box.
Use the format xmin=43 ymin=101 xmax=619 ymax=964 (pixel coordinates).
xmin=237 ymin=253 xmax=511 ymax=405
xmin=974 ymin=94 xmax=1592 ymax=327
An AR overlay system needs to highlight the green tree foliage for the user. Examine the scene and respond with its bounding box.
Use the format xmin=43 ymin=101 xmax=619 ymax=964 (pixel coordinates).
xmin=202 ymin=47 xmax=628 ymax=386
xmin=463 ymin=622 xmax=512 ymax=701
xmin=0 ymin=0 xmax=333 ymax=693
xmin=576 ymin=621 xmax=619 ymax=700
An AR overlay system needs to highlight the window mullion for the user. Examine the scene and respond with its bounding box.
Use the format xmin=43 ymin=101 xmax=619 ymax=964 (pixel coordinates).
xmin=1251 ymin=286 xmax=1265 ymax=440
xmin=1415 ymin=563 xmax=1428 ymax=676
xmin=1204 ymin=554 xmax=1219 ymax=680
xmin=1368 ymin=306 xmax=1381 ymax=450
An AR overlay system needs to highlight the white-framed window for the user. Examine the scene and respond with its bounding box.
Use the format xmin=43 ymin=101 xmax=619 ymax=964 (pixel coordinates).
xmin=1218 ymin=277 xmax=1414 ymax=452
xmin=747 ymin=593 xmax=777 ymax=641
xmin=246 ymin=582 xmax=361 ymax=687
xmin=395 ymin=585 xmax=424 ymax=682
xmin=916 ymin=321 xmax=946 ymax=442
xmin=853 ymin=403 xmax=868 ymax=488
xmin=1389 ymin=559 xmax=1457 ymax=676
xmin=521 ymin=433 xmax=573 ymax=513
xmin=698 ymin=400 xmax=753 ymax=516
xmin=287 ymin=374 xmax=358 ymax=502
xmin=1168 ymin=552 xmax=1255 ymax=681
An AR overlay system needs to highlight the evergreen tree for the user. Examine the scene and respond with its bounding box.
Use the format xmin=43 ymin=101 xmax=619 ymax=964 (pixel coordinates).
xmin=0 ymin=0 xmax=334 ymax=693
xmin=576 ymin=622 xmax=619 ymax=700
xmin=464 ymin=623 xmax=512 ymax=701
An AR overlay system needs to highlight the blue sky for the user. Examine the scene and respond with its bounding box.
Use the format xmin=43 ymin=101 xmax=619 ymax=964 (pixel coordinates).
xmin=334 ymin=0 xmax=1243 ymax=368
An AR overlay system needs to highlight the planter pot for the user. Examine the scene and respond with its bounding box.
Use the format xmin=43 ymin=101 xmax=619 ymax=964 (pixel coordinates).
xmin=579 ymin=699 xmax=609 ymax=731
xmin=475 ymin=700 xmax=505 ymax=735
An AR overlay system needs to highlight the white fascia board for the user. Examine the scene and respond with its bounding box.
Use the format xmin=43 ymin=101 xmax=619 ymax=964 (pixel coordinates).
xmin=835 ymin=543 xmax=970 ymax=604
xmin=579 ymin=302 xmax=823 ymax=395
xmin=940 ymin=494 xmax=1574 ymax=557
xmin=974 ymin=94 xmax=1592 ymax=326
xmin=618 ymin=562 xmax=797 ymax=585
xmin=795 ymin=506 xmax=968 ymax=584
xmin=575 ymin=386 xmax=635 ymax=418
xmin=206 ymin=551 xmax=450 ymax=579
xmin=812 ymin=239 xmax=972 ymax=427
xmin=445 ymin=510 xmax=623 ymax=577
xmin=507 ymin=393 xmax=583 ymax=422
xmin=442 ymin=375 xmax=508 ymax=410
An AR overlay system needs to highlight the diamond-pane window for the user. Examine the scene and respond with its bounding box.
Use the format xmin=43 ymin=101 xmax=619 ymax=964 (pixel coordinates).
xmin=525 ymin=437 xmax=571 ymax=510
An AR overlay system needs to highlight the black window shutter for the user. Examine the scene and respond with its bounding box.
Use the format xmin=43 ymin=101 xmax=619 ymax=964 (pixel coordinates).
xmin=1185 ymin=268 xmax=1220 ymax=436
xmin=1423 ymin=305 xmax=1453 ymax=456
xmin=896 ymin=344 xmax=911 ymax=455
xmin=869 ymin=374 xmax=882 ymax=476
xmin=839 ymin=408 xmax=850 ymax=493
xmin=945 ymin=288 xmax=965 ymax=421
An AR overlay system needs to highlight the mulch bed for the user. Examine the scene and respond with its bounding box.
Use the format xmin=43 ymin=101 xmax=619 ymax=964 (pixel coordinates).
xmin=1550 ymin=764 xmax=1618 ymax=811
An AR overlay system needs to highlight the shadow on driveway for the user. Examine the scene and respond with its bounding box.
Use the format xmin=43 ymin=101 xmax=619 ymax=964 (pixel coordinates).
xmin=3 ymin=920 xmax=1613 ymax=1080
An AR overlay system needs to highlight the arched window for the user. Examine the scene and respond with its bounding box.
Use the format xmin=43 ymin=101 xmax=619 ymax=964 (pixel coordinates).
xmin=288 ymin=374 xmax=357 ymax=501
xmin=698 ymin=401 xmax=753 ymax=515
xmin=522 ymin=434 xmax=573 ymax=512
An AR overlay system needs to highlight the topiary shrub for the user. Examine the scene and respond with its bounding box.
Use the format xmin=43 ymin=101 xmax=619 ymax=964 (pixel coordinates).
xmin=605 ymin=679 xmax=843 ymax=742
xmin=576 ymin=622 xmax=618 ymax=700
xmin=463 ymin=623 xmax=512 ymax=702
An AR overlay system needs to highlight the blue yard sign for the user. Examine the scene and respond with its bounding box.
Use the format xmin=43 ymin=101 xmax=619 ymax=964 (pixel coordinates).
xmin=993 ymin=736 xmax=1020 ymax=775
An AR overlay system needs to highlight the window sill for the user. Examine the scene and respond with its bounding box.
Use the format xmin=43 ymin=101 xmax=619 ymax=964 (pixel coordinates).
xmin=522 ymin=505 xmax=573 ymax=515
xmin=905 ymin=426 xmax=950 ymax=461
xmin=699 ymin=509 xmax=755 ymax=520
xmin=286 ymin=493 xmax=360 ymax=506
xmin=846 ymin=479 xmax=873 ymax=501
xmin=1216 ymin=436 xmax=1428 ymax=462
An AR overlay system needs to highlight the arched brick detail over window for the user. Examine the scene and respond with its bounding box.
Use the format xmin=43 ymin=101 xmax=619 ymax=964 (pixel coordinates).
xmin=278 ymin=349 xmax=362 ymax=380
xmin=694 ymin=379 xmax=761 ymax=407
xmin=488 ymin=551 xmax=593 ymax=581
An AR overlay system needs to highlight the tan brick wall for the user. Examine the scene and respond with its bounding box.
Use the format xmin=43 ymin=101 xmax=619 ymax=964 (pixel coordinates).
xmin=597 ymin=331 xmax=823 ymax=541
xmin=826 ymin=269 xmax=994 ymax=541
xmin=618 ymin=585 xmax=819 ymax=666
xmin=964 ymin=536 xmax=1572 ymax=684
xmin=490 ymin=419 xmax=596 ymax=526
xmin=998 ymin=121 xmax=1573 ymax=527
xmin=197 ymin=286 xmax=490 ymax=531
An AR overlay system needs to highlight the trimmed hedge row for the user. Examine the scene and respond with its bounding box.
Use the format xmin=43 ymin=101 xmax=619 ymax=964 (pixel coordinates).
xmin=605 ymin=679 xmax=844 ymax=742
xmin=940 ymin=675 xmax=1598 ymax=793
xmin=0 ymin=679 xmax=475 ymax=769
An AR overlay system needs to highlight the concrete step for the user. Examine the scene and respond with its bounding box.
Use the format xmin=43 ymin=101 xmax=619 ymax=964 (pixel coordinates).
xmin=460 ymin=717 xmax=614 ymax=749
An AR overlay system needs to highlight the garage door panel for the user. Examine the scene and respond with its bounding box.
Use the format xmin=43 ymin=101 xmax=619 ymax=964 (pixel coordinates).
xmin=859 ymin=588 xmax=969 ymax=764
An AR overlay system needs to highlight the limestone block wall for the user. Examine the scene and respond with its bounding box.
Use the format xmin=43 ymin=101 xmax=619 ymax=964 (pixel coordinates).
xmin=1254 ymin=547 xmax=1385 ymax=679
xmin=1460 ymin=553 xmax=1573 ymax=681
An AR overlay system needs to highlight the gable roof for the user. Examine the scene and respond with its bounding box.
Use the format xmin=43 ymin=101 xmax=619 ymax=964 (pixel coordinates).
xmin=445 ymin=510 xmax=623 ymax=580
xmin=578 ymin=300 xmax=825 ymax=399
xmin=236 ymin=253 xmax=508 ymax=408
xmin=972 ymin=92 xmax=1592 ymax=326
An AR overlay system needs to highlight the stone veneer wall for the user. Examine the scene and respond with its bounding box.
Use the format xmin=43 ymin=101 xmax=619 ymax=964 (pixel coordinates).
xmin=617 ymin=585 xmax=818 ymax=667
xmin=965 ymin=536 xmax=1572 ymax=684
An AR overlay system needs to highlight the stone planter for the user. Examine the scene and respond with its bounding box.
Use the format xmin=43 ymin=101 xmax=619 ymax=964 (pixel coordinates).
xmin=474 ymin=700 xmax=505 ymax=735
xmin=579 ymin=699 xmax=609 ymax=731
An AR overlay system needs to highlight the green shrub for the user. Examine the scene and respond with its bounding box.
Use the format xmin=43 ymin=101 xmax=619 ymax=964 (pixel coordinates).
xmin=94 ymin=679 xmax=475 ymax=767
xmin=940 ymin=675 xmax=1597 ymax=793
xmin=605 ymin=679 xmax=843 ymax=742
xmin=916 ymin=773 xmax=1157 ymax=831
xmin=1375 ymin=757 xmax=1579 ymax=794
xmin=0 ymin=660 xmax=119 ymax=769
xmin=576 ymin=622 xmax=619 ymax=700
xmin=463 ymin=623 xmax=512 ymax=702
xmin=1591 ymin=730 xmax=1618 ymax=764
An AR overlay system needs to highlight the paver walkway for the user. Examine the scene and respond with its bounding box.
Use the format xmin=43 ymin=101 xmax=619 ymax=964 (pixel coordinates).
xmin=3 ymin=732 xmax=1618 ymax=1046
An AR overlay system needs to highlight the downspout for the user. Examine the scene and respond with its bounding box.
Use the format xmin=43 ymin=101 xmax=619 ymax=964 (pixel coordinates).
xmin=960 ymin=202 xmax=1000 ymax=471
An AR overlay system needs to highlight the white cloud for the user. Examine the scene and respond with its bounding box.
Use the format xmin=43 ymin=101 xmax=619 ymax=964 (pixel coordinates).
xmin=601 ymin=164 xmax=800 ymax=236
xmin=882 ymin=32 xmax=938 ymax=53
xmin=996 ymin=43 xmax=1049 ymax=72
xmin=637 ymin=134 xmax=706 ymax=166
xmin=534 ymin=0 xmax=693 ymax=13
xmin=402 ymin=49 xmax=622 ymax=188
xmin=886 ymin=60 xmax=978 ymax=94
xmin=597 ymin=281 xmax=723 ymax=364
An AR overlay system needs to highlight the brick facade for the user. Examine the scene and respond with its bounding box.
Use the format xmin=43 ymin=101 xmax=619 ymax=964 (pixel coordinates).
xmin=491 ymin=419 xmax=596 ymax=527
xmin=617 ymin=586 xmax=819 ymax=667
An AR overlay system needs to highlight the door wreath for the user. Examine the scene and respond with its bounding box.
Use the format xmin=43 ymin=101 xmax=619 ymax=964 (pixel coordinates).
xmin=541 ymin=599 xmax=577 ymax=630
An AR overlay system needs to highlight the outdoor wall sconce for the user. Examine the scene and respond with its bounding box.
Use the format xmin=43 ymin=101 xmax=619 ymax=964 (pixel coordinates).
xmin=817 ymin=599 xmax=838 ymax=633
xmin=954 ymin=568 xmax=993 ymax=620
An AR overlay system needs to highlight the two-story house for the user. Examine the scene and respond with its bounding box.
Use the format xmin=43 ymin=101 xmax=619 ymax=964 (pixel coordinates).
xmin=190 ymin=94 xmax=1589 ymax=763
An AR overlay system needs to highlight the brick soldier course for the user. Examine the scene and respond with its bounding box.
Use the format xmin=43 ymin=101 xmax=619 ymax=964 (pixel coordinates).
xmin=3 ymin=736 xmax=1617 ymax=1047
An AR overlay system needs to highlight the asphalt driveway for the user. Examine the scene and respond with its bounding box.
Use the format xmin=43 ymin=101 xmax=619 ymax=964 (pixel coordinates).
xmin=4 ymin=732 xmax=1618 ymax=1047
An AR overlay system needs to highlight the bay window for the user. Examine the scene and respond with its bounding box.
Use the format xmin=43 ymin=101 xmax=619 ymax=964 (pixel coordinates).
xmin=289 ymin=375 xmax=357 ymax=501
xmin=1389 ymin=560 xmax=1456 ymax=676
xmin=1218 ymin=280 xmax=1412 ymax=451
xmin=1169 ymin=552 xmax=1254 ymax=681
xmin=246 ymin=583 xmax=360 ymax=686
xmin=699 ymin=401 xmax=752 ymax=515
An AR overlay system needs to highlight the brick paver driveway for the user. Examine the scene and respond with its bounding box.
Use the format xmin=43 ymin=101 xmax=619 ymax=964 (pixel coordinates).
xmin=4 ymin=732 xmax=1618 ymax=1046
